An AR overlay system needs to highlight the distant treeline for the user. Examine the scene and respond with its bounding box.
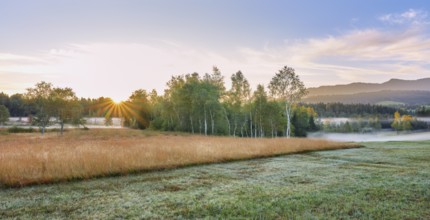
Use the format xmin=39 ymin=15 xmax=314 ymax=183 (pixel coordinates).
xmin=321 ymin=117 xmax=429 ymax=133
xmin=416 ymin=106 xmax=430 ymax=117
xmin=304 ymin=103 xmax=408 ymax=118
xmin=0 ymin=92 xmax=122 ymax=118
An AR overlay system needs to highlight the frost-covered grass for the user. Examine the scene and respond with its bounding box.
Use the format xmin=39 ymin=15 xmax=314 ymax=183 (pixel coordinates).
xmin=1 ymin=141 xmax=429 ymax=219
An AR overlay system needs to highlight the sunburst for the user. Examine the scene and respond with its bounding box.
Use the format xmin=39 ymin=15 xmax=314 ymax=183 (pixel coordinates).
xmin=90 ymin=98 xmax=148 ymax=126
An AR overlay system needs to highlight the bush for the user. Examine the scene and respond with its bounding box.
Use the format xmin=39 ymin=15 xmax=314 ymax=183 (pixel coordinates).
xmin=0 ymin=129 xmax=8 ymax=135
xmin=411 ymin=120 xmax=429 ymax=130
xmin=0 ymin=105 xmax=9 ymax=125
xmin=7 ymin=126 xmax=35 ymax=133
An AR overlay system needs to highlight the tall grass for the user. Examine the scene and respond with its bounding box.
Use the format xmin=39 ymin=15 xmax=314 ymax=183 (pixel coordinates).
xmin=0 ymin=129 xmax=361 ymax=187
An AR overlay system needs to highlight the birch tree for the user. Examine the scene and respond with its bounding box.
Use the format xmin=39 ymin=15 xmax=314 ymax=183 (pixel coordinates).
xmin=268 ymin=66 xmax=307 ymax=137
xmin=226 ymin=71 xmax=251 ymax=137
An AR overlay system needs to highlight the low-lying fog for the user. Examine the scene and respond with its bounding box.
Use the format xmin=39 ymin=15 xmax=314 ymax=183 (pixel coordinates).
xmin=309 ymin=131 xmax=430 ymax=142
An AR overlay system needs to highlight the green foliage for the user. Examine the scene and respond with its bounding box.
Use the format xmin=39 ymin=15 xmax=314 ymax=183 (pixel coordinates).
xmin=0 ymin=105 xmax=10 ymax=125
xmin=25 ymin=81 xmax=83 ymax=135
xmin=123 ymin=89 xmax=152 ymax=129
xmin=306 ymin=103 xmax=405 ymax=118
xmin=290 ymin=106 xmax=316 ymax=137
xmin=7 ymin=126 xmax=35 ymax=133
xmin=117 ymin=67 xmax=314 ymax=138
xmin=322 ymin=118 xmax=382 ymax=133
xmin=416 ymin=105 xmax=430 ymax=117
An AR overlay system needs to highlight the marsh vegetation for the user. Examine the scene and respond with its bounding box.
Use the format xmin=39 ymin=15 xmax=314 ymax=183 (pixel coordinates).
xmin=0 ymin=129 xmax=358 ymax=187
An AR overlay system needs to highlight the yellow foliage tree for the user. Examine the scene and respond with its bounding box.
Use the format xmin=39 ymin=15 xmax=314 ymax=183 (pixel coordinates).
xmin=391 ymin=111 xmax=413 ymax=132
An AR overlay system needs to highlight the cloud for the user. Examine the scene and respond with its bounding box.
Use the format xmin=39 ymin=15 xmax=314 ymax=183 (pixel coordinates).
xmin=2 ymin=16 xmax=430 ymax=98
xmin=0 ymin=71 xmax=52 ymax=95
xmin=239 ymin=26 xmax=430 ymax=86
xmin=379 ymin=9 xmax=429 ymax=25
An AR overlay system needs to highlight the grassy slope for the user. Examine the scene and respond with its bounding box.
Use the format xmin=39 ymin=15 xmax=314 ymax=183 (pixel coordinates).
xmin=1 ymin=141 xmax=429 ymax=219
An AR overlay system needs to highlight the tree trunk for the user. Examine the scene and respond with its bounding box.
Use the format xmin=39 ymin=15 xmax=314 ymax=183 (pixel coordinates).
xmin=249 ymin=111 xmax=253 ymax=138
xmin=223 ymin=108 xmax=231 ymax=136
xmin=60 ymin=120 xmax=64 ymax=135
xmin=204 ymin=108 xmax=207 ymax=136
xmin=210 ymin=110 xmax=214 ymax=135
xmin=285 ymin=103 xmax=291 ymax=138
xmin=240 ymin=123 xmax=244 ymax=137
xmin=270 ymin=119 xmax=274 ymax=138
xmin=190 ymin=116 xmax=194 ymax=134
xmin=199 ymin=118 xmax=202 ymax=134
xmin=170 ymin=115 xmax=174 ymax=130
xmin=233 ymin=116 xmax=237 ymax=137
xmin=260 ymin=117 xmax=264 ymax=137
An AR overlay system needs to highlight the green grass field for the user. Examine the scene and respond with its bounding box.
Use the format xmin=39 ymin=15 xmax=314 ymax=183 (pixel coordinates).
xmin=1 ymin=141 xmax=429 ymax=219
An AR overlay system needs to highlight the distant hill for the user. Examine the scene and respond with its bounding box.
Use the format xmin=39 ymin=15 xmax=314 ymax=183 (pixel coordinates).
xmin=307 ymin=78 xmax=430 ymax=97
xmin=304 ymin=78 xmax=430 ymax=105
xmin=304 ymin=90 xmax=430 ymax=105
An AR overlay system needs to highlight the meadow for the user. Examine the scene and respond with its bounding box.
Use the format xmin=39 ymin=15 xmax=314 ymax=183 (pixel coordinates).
xmin=0 ymin=129 xmax=358 ymax=187
xmin=0 ymin=139 xmax=428 ymax=219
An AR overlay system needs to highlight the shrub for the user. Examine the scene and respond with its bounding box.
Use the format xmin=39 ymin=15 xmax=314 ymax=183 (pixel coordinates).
xmin=0 ymin=105 xmax=9 ymax=125
xmin=7 ymin=127 xmax=35 ymax=133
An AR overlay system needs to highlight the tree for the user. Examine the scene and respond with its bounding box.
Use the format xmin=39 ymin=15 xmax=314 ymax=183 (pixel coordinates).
xmin=125 ymin=89 xmax=152 ymax=129
xmin=104 ymin=115 xmax=113 ymax=126
xmin=391 ymin=111 xmax=401 ymax=132
xmin=269 ymin=66 xmax=307 ymax=137
xmin=0 ymin=105 xmax=10 ymax=125
xmin=25 ymin=82 xmax=55 ymax=134
xmin=0 ymin=93 xmax=10 ymax=115
xmin=391 ymin=111 xmax=413 ymax=133
xmin=51 ymin=87 xmax=83 ymax=134
xmin=291 ymin=106 xmax=310 ymax=137
xmin=226 ymin=71 xmax=251 ymax=137
xmin=400 ymin=115 xmax=413 ymax=131
xmin=25 ymin=81 xmax=83 ymax=135
xmin=8 ymin=94 xmax=26 ymax=117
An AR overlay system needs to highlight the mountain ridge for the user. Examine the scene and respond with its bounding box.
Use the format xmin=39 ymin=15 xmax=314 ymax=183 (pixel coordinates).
xmin=307 ymin=78 xmax=430 ymax=97
xmin=303 ymin=90 xmax=430 ymax=105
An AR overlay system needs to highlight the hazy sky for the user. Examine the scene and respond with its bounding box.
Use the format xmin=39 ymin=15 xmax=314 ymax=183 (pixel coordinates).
xmin=1 ymin=0 xmax=430 ymax=101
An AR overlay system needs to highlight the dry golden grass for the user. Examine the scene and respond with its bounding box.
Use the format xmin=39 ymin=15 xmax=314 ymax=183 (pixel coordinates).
xmin=0 ymin=129 xmax=361 ymax=187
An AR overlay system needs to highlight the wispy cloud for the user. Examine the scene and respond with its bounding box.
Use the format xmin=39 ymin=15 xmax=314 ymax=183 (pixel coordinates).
xmin=239 ymin=25 xmax=430 ymax=85
xmin=2 ymin=10 xmax=430 ymax=98
xmin=379 ymin=9 xmax=429 ymax=25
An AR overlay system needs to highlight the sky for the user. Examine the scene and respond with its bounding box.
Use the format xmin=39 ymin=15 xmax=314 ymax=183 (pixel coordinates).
xmin=1 ymin=0 xmax=430 ymax=101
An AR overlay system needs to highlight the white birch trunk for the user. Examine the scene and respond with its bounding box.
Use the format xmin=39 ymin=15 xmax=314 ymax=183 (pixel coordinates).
xmin=249 ymin=111 xmax=253 ymax=138
xmin=223 ymin=108 xmax=231 ymax=136
xmin=286 ymin=103 xmax=291 ymax=138
xmin=204 ymin=108 xmax=208 ymax=136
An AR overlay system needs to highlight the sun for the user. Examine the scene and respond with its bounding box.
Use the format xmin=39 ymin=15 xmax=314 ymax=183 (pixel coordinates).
xmin=111 ymin=98 xmax=123 ymax=105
